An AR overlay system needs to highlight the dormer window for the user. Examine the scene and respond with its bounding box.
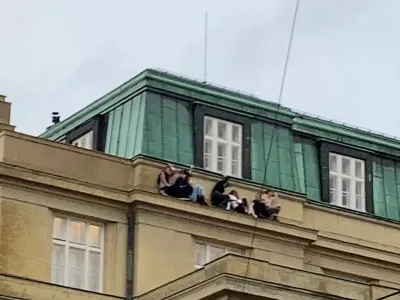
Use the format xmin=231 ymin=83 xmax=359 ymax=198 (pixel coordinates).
xmin=65 ymin=116 xmax=107 ymax=152
xmin=329 ymin=153 xmax=365 ymax=211
xmin=194 ymin=106 xmax=252 ymax=179
xmin=203 ymin=116 xmax=242 ymax=177
xmin=72 ymin=131 xmax=94 ymax=150
xmin=320 ymin=141 xmax=373 ymax=214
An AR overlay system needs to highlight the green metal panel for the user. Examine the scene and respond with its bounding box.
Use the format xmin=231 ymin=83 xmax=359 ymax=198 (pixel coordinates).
xmin=142 ymin=92 xmax=194 ymax=165
xmin=372 ymin=158 xmax=400 ymax=220
xmin=104 ymin=110 xmax=114 ymax=153
xmin=302 ymin=138 xmax=321 ymax=202
xmin=104 ymin=94 xmax=145 ymax=158
xmin=39 ymin=67 xmax=400 ymax=224
xmin=250 ymin=122 xmax=304 ymax=193
xmin=293 ymin=142 xmax=306 ymax=193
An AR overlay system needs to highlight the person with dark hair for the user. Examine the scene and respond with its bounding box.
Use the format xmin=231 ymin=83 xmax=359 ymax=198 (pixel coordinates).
xmin=249 ymin=189 xmax=281 ymax=220
xmin=161 ymin=168 xmax=193 ymax=198
xmin=210 ymin=176 xmax=230 ymax=207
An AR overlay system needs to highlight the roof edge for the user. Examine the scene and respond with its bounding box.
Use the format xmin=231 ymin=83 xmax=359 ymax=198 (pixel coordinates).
xmin=39 ymin=69 xmax=149 ymax=139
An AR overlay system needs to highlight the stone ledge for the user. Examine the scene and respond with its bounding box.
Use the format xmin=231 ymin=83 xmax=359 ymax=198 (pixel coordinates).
xmin=135 ymin=254 xmax=372 ymax=300
xmin=0 ymin=273 xmax=123 ymax=300
xmin=132 ymin=192 xmax=317 ymax=245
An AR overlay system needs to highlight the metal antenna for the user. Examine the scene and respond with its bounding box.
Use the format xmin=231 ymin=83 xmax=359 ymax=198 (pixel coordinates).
xmin=240 ymin=0 xmax=302 ymax=298
xmin=203 ymin=12 xmax=208 ymax=83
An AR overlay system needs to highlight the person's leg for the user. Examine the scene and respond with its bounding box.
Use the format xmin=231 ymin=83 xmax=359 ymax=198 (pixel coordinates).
xmin=177 ymin=185 xmax=194 ymax=199
xmin=235 ymin=204 xmax=246 ymax=214
xmin=252 ymin=201 xmax=264 ymax=217
xmin=262 ymin=206 xmax=281 ymax=218
xmin=219 ymin=194 xmax=230 ymax=208
xmin=211 ymin=191 xmax=223 ymax=206
xmin=189 ymin=184 xmax=203 ymax=201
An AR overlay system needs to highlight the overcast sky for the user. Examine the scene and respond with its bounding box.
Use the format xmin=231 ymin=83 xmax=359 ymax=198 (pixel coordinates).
xmin=1 ymin=0 xmax=400 ymax=138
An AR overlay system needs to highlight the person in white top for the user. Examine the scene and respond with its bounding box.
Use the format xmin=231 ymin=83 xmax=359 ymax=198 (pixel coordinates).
xmin=226 ymin=190 xmax=249 ymax=214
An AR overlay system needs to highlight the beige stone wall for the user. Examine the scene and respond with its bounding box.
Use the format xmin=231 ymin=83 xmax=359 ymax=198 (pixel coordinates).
xmin=1 ymin=129 xmax=400 ymax=299
xmin=0 ymin=183 xmax=128 ymax=297
xmin=0 ymin=273 xmax=123 ymax=300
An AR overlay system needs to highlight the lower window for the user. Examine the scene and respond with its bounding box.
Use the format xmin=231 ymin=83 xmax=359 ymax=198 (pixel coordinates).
xmin=52 ymin=216 xmax=104 ymax=292
xmin=329 ymin=153 xmax=365 ymax=211
xmin=195 ymin=241 xmax=241 ymax=269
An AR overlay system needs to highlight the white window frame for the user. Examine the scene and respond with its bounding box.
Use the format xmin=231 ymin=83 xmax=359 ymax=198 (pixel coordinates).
xmin=195 ymin=241 xmax=242 ymax=269
xmin=203 ymin=116 xmax=242 ymax=177
xmin=329 ymin=153 xmax=366 ymax=212
xmin=52 ymin=215 xmax=104 ymax=292
xmin=72 ymin=130 xmax=94 ymax=150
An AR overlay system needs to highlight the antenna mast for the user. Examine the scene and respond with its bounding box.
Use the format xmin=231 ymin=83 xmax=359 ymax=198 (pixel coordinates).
xmin=203 ymin=12 xmax=208 ymax=83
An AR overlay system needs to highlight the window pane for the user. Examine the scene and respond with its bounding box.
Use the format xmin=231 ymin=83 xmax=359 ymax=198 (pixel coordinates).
xmin=231 ymin=161 xmax=239 ymax=177
xmin=329 ymin=175 xmax=337 ymax=203
xmin=217 ymin=122 xmax=227 ymax=139
xmin=204 ymin=139 xmax=212 ymax=154
xmin=341 ymin=178 xmax=350 ymax=206
xmin=89 ymin=225 xmax=101 ymax=248
xmin=68 ymin=248 xmax=85 ymax=289
xmin=53 ymin=244 xmax=65 ymax=266
xmin=342 ymin=158 xmax=350 ymax=175
xmin=355 ymin=161 xmax=363 ymax=178
xmin=231 ymin=146 xmax=239 ymax=161
xmin=217 ymin=143 xmax=226 ymax=157
xmin=88 ymin=251 xmax=101 ymax=292
xmin=329 ymin=154 xmax=337 ymax=172
xmin=69 ymin=220 xmax=85 ymax=244
xmin=204 ymin=155 xmax=210 ymax=169
xmin=330 ymin=175 xmax=337 ymax=190
xmin=53 ymin=217 xmax=67 ymax=240
xmin=81 ymin=136 xmax=86 ymax=148
xmin=217 ymin=159 xmax=225 ymax=173
xmin=204 ymin=118 xmax=213 ymax=136
xmin=217 ymin=144 xmax=226 ymax=173
xmin=52 ymin=244 xmax=65 ymax=285
xmin=356 ymin=195 xmax=363 ymax=210
xmin=195 ymin=243 xmax=207 ymax=266
xmin=356 ymin=181 xmax=363 ymax=195
xmin=209 ymin=246 xmax=225 ymax=262
xmin=232 ymin=125 xmax=240 ymax=142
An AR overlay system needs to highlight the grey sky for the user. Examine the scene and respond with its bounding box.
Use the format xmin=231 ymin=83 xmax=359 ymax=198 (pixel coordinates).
xmin=1 ymin=0 xmax=400 ymax=138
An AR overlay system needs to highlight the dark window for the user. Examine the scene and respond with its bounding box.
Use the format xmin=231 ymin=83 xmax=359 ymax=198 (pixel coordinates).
xmin=193 ymin=105 xmax=252 ymax=179
xmin=319 ymin=141 xmax=374 ymax=214
xmin=65 ymin=115 xmax=107 ymax=151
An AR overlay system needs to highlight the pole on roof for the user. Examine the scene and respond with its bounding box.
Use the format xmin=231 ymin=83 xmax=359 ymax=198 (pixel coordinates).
xmin=203 ymin=12 xmax=208 ymax=83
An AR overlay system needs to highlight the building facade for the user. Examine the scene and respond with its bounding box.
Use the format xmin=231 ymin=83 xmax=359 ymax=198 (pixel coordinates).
xmin=0 ymin=70 xmax=400 ymax=299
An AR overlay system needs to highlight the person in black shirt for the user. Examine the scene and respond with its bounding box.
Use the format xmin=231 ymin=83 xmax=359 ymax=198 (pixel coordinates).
xmin=161 ymin=169 xmax=193 ymax=198
xmin=210 ymin=176 xmax=230 ymax=207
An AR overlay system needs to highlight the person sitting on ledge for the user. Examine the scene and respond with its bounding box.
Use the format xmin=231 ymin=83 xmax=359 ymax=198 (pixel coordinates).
xmin=249 ymin=189 xmax=281 ymax=220
xmin=157 ymin=163 xmax=179 ymax=194
xmin=159 ymin=165 xmax=206 ymax=205
xmin=226 ymin=190 xmax=249 ymax=214
xmin=210 ymin=176 xmax=230 ymax=207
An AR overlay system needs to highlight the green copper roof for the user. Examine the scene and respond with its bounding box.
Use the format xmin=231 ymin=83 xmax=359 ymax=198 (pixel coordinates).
xmin=40 ymin=68 xmax=400 ymax=155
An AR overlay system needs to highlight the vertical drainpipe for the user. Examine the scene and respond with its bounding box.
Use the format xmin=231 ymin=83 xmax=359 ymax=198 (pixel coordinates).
xmin=126 ymin=204 xmax=135 ymax=299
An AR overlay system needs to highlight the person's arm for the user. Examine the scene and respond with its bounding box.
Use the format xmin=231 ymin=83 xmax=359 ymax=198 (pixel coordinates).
xmin=159 ymin=172 xmax=169 ymax=187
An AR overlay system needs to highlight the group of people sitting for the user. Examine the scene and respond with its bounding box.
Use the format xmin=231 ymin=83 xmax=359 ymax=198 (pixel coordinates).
xmin=157 ymin=163 xmax=281 ymax=220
